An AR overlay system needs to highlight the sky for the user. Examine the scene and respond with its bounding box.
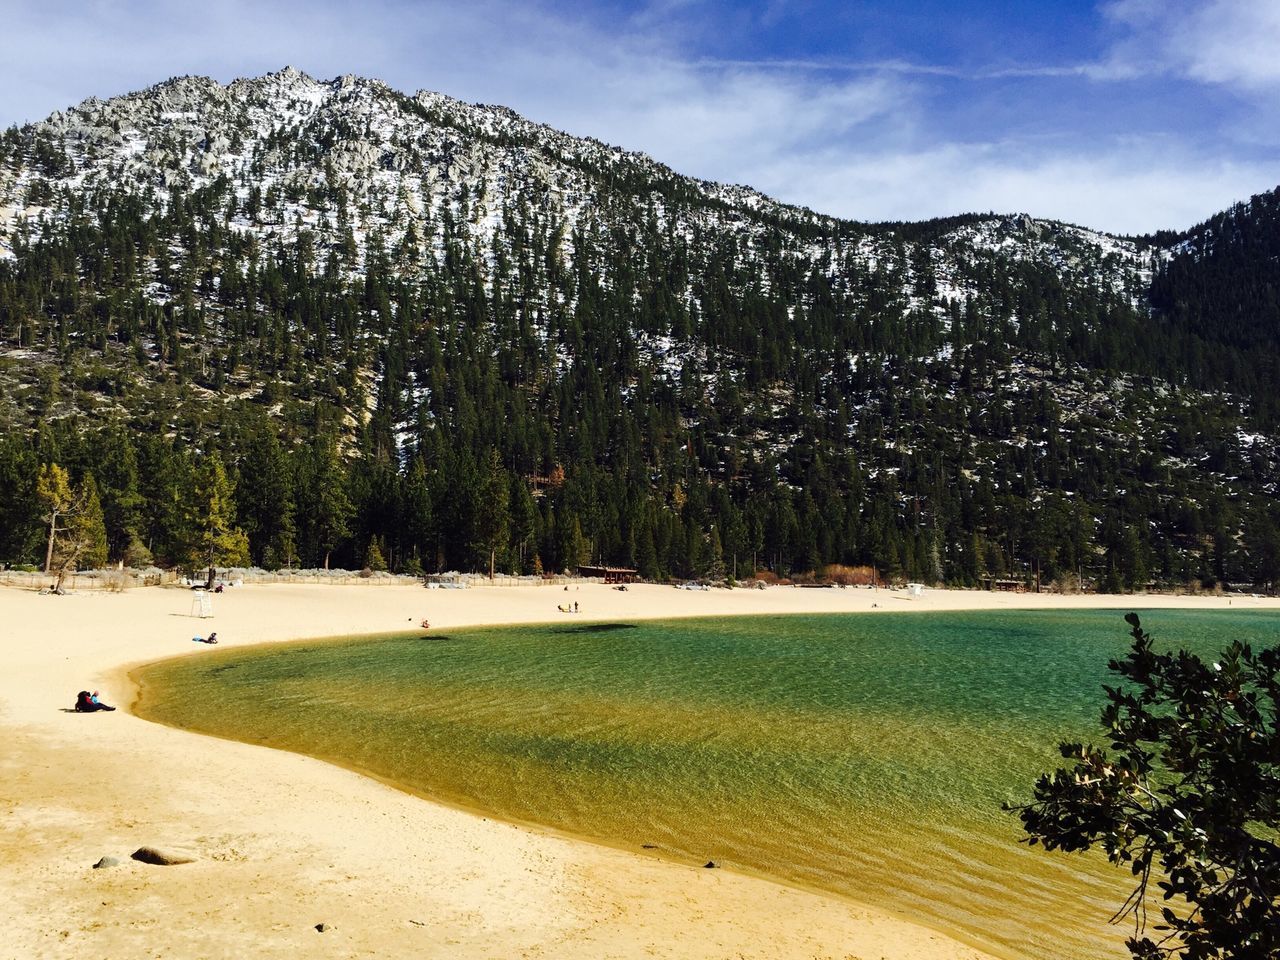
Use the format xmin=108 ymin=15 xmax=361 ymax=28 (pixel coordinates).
xmin=1 ymin=0 xmax=1277 ymax=234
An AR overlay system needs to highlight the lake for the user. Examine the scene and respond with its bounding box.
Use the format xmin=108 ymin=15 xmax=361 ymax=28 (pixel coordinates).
xmin=133 ymin=608 xmax=1280 ymax=960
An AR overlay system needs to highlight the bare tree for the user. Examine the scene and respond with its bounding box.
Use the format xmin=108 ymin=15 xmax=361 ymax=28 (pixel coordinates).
xmin=37 ymin=464 xmax=107 ymax=592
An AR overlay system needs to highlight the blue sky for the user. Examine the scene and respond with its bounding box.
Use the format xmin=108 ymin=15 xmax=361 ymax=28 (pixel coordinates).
xmin=2 ymin=0 xmax=1277 ymax=233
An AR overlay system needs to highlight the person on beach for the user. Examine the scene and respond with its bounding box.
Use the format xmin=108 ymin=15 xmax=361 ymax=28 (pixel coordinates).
xmin=75 ymin=690 xmax=116 ymax=712
xmin=192 ymin=632 xmax=218 ymax=644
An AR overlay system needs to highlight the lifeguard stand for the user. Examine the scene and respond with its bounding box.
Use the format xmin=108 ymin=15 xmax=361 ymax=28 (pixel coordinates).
xmin=190 ymin=589 xmax=214 ymax=618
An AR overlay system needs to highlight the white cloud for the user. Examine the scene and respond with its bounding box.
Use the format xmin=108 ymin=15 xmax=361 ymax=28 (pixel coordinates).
xmin=743 ymin=140 xmax=1278 ymax=234
xmin=1107 ymin=0 xmax=1280 ymax=90
xmin=0 ymin=0 xmax=1272 ymax=234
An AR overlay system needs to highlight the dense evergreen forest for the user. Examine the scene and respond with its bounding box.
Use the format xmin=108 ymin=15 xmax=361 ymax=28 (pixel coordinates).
xmin=0 ymin=69 xmax=1277 ymax=590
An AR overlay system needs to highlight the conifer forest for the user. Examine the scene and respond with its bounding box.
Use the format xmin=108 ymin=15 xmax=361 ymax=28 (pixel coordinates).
xmin=1 ymin=70 xmax=1277 ymax=589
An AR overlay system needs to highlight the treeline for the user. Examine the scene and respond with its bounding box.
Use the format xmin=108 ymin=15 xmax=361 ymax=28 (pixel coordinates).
xmin=4 ymin=400 xmax=1279 ymax=591
xmin=1150 ymin=185 xmax=1280 ymax=424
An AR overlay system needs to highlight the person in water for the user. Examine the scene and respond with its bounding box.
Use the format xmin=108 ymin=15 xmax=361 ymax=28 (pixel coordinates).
xmin=75 ymin=690 xmax=116 ymax=712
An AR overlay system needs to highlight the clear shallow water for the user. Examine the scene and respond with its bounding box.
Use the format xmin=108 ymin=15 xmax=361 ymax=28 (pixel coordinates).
xmin=134 ymin=609 xmax=1280 ymax=960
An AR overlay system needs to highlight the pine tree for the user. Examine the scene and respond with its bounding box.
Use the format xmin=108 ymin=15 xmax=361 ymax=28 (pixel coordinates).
xmin=508 ymin=474 xmax=537 ymax=574
xmin=401 ymin=456 xmax=434 ymax=573
xmin=473 ymin=449 xmax=510 ymax=577
xmin=92 ymin=427 xmax=144 ymax=562
xmin=365 ymin=539 xmax=388 ymax=572
xmin=192 ymin=455 xmax=251 ymax=569
xmin=0 ymin=438 xmax=41 ymax=565
xmin=77 ymin=473 xmax=109 ymax=570
xmin=557 ymin=513 xmax=588 ymax=573
xmin=705 ymin=526 xmax=726 ymax=581
xmin=237 ymin=424 xmax=297 ymax=568
xmin=635 ymin=518 xmax=660 ymax=581
xmin=301 ymin=436 xmax=354 ymax=570
xmin=1248 ymin=511 xmax=1280 ymax=593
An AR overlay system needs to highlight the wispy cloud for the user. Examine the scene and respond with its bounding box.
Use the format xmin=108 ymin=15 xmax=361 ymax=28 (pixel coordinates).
xmin=691 ymin=57 xmax=969 ymax=77
xmin=692 ymin=57 xmax=1145 ymax=83
xmin=979 ymin=62 xmax=1137 ymax=81
xmin=1105 ymin=0 xmax=1280 ymax=90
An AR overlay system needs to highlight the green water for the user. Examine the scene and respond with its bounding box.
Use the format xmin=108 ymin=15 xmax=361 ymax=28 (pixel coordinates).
xmin=134 ymin=609 xmax=1280 ymax=960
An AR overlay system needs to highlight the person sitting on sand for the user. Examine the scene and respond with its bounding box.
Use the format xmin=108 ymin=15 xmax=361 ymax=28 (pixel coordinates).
xmin=421 ymin=619 xmax=430 ymax=630
xmin=192 ymin=632 xmax=218 ymax=644
xmin=75 ymin=690 xmax=116 ymax=712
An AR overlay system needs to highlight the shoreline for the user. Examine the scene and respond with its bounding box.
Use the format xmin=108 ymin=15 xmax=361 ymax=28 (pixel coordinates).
xmin=125 ymin=650 xmax=962 ymax=958
xmin=4 ymin=582 xmax=1277 ymax=959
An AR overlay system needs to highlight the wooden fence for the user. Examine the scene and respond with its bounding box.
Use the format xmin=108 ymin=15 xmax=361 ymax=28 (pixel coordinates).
xmin=0 ymin=569 xmax=598 ymax=591
xmin=0 ymin=569 xmax=178 ymax=592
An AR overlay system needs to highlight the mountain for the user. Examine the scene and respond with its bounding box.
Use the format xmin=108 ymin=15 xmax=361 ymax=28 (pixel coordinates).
xmin=0 ymin=68 xmax=1277 ymax=589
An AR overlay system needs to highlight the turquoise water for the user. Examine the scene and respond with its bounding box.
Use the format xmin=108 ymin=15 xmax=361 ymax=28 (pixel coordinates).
xmin=133 ymin=609 xmax=1280 ymax=960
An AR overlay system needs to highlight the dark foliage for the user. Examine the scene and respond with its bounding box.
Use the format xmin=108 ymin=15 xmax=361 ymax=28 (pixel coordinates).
xmin=1150 ymin=186 xmax=1280 ymax=423
xmin=1016 ymin=614 xmax=1280 ymax=959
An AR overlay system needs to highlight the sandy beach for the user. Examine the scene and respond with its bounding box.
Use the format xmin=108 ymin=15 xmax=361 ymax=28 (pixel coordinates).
xmin=2 ymin=581 xmax=1276 ymax=960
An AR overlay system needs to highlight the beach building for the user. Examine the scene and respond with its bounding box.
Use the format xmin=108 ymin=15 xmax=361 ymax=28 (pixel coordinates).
xmin=980 ymin=577 xmax=1027 ymax=592
xmin=578 ymin=565 xmax=638 ymax=584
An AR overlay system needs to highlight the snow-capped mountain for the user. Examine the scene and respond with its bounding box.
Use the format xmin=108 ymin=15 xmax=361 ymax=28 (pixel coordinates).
xmin=0 ymin=69 xmax=1276 ymax=587
xmin=1 ymin=66 xmax=1152 ymax=312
